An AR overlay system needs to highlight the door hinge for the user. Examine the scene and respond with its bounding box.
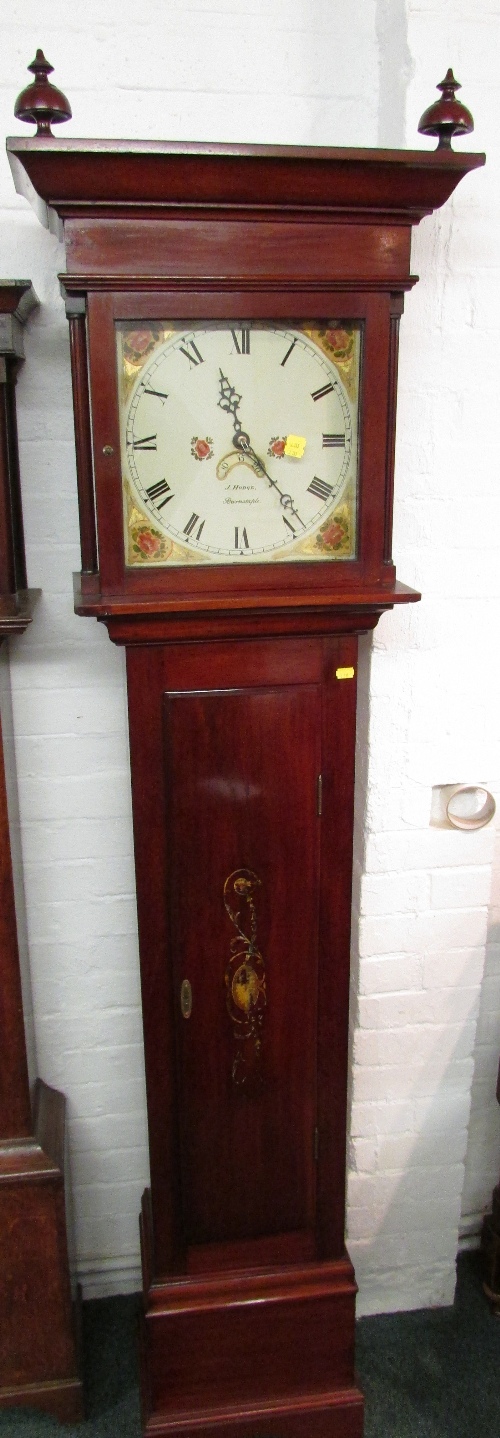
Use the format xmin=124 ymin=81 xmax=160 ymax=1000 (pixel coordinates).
xmin=317 ymin=774 xmax=323 ymax=816
xmin=313 ymin=1126 xmax=319 ymax=1162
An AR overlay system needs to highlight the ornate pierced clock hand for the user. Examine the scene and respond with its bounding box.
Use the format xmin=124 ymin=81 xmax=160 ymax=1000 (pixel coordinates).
xmin=217 ymin=369 xmax=306 ymax=530
xmin=217 ymin=370 xmax=250 ymax=448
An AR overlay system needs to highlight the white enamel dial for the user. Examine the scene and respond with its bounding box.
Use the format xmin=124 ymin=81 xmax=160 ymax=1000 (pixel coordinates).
xmin=119 ymin=323 xmax=359 ymax=565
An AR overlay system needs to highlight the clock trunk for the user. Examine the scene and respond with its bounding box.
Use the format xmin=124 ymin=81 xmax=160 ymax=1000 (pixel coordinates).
xmin=128 ymin=634 xmax=363 ymax=1434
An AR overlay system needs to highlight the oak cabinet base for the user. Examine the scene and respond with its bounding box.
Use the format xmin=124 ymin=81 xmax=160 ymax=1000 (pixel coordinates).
xmin=139 ymin=1190 xmax=363 ymax=1438
xmin=0 ymin=1080 xmax=83 ymax=1423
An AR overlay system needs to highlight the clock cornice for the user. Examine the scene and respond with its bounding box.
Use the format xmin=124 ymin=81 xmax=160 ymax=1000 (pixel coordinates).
xmin=7 ymin=136 xmax=485 ymax=232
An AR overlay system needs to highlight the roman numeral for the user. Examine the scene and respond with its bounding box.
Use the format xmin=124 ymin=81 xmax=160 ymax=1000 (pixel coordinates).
xmin=283 ymin=515 xmax=297 ymax=536
xmin=311 ymin=382 xmax=334 ymax=401
xmin=129 ymin=434 xmax=157 ymax=451
xmin=281 ymin=339 xmax=297 ymax=367
xmin=231 ymin=328 xmax=250 ymax=355
xmin=235 ymin=527 xmax=249 ymax=549
xmin=322 ymin=433 xmax=345 ymax=447
xmin=142 ymin=387 xmax=169 ymax=402
xmin=308 ymin=476 xmax=333 ymax=502
xmin=184 ymin=513 xmax=205 ymax=541
xmin=179 ymin=341 xmax=204 ymax=366
xmin=145 ymin=478 xmax=174 ymax=510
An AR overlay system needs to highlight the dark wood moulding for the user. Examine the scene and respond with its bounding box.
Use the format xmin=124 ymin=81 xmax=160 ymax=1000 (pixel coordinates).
xmin=7 ymin=136 xmax=484 ymax=218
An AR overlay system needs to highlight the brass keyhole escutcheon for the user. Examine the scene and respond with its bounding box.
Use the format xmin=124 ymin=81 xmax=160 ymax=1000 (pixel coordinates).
xmin=180 ymin=979 xmax=192 ymax=1019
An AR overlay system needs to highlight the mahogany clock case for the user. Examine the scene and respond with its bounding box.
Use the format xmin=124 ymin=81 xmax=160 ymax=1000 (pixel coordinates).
xmin=0 ymin=280 xmax=82 ymax=1422
xmin=7 ymin=97 xmax=485 ymax=1438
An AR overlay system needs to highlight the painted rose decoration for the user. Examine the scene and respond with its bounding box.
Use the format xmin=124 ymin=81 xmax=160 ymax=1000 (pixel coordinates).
xmin=191 ymin=437 xmax=214 ymax=461
xmin=267 ymin=436 xmax=286 ymax=458
xmin=130 ymin=523 xmax=173 ymax=563
xmin=123 ymin=329 xmax=162 ymax=364
xmin=322 ymin=328 xmax=354 ymax=360
xmin=315 ymin=511 xmax=350 ymax=555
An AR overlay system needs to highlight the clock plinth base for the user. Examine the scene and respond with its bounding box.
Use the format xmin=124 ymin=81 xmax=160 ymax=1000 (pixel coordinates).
xmin=0 ymin=1080 xmax=83 ymax=1424
xmin=139 ymin=1191 xmax=363 ymax=1438
xmin=0 ymin=1374 xmax=83 ymax=1425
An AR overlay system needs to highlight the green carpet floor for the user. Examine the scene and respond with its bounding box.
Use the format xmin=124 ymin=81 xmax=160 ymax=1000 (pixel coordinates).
xmin=356 ymin=1252 xmax=500 ymax=1436
xmin=0 ymin=1254 xmax=498 ymax=1436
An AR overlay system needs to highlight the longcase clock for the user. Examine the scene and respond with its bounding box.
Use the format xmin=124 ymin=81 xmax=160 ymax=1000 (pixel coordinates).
xmin=0 ymin=278 xmax=82 ymax=1422
xmin=8 ymin=55 xmax=484 ymax=1438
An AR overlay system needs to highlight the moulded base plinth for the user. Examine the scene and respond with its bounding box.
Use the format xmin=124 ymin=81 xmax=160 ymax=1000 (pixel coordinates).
xmin=140 ymin=1384 xmax=364 ymax=1438
xmin=0 ymin=1082 xmax=83 ymax=1424
xmin=139 ymin=1191 xmax=364 ymax=1438
xmin=0 ymin=1375 xmax=83 ymax=1424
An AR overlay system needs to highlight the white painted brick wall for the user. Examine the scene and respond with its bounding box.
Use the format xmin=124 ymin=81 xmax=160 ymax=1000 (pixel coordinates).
xmin=461 ymin=822 xmax=500 ymax=1241
xmin=0 ymin=646 xmax=37 ymax=1090
xmin=347 ymin=0 xmax=500 ymax=1316
xmin=0 ymin=0 xmax=499 ymax=1310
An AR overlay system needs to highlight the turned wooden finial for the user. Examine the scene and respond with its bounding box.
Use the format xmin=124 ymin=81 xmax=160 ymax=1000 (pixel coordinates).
xmin=14 ymin=50 xmax=72 ymax=137
xmin=418 ymin=70 xmax=474 ymax=150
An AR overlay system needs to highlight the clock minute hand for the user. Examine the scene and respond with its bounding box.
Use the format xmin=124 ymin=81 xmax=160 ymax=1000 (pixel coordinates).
xmin=237 ymin=435 xmax=306 ymax=532
xmin=217 ymin=370 xmax=306 ymax=531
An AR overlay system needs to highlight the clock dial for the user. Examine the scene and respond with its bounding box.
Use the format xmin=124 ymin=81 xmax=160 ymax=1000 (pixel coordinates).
xmin=117 ymin=322 xmax=360 ymax=567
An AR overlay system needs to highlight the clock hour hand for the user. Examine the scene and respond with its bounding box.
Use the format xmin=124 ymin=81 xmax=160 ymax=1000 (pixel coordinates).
xmin=217 ymin=370 xmax=250 ymax=449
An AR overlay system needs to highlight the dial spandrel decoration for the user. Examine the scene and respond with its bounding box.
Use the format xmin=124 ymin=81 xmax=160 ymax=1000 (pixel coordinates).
xmin=117 ymin=321 xmax=361 ymax=567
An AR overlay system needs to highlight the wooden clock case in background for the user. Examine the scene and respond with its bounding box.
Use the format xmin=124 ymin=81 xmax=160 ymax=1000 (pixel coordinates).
xmin=0 ymin=281 xmax=83 ymax=1422
xmin=8 ymin=59 xmax=484 ymax=1438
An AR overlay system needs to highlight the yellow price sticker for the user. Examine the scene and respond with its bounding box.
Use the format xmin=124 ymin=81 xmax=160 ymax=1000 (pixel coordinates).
xmin=284 ymin=434 xmax=307 ymax=458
